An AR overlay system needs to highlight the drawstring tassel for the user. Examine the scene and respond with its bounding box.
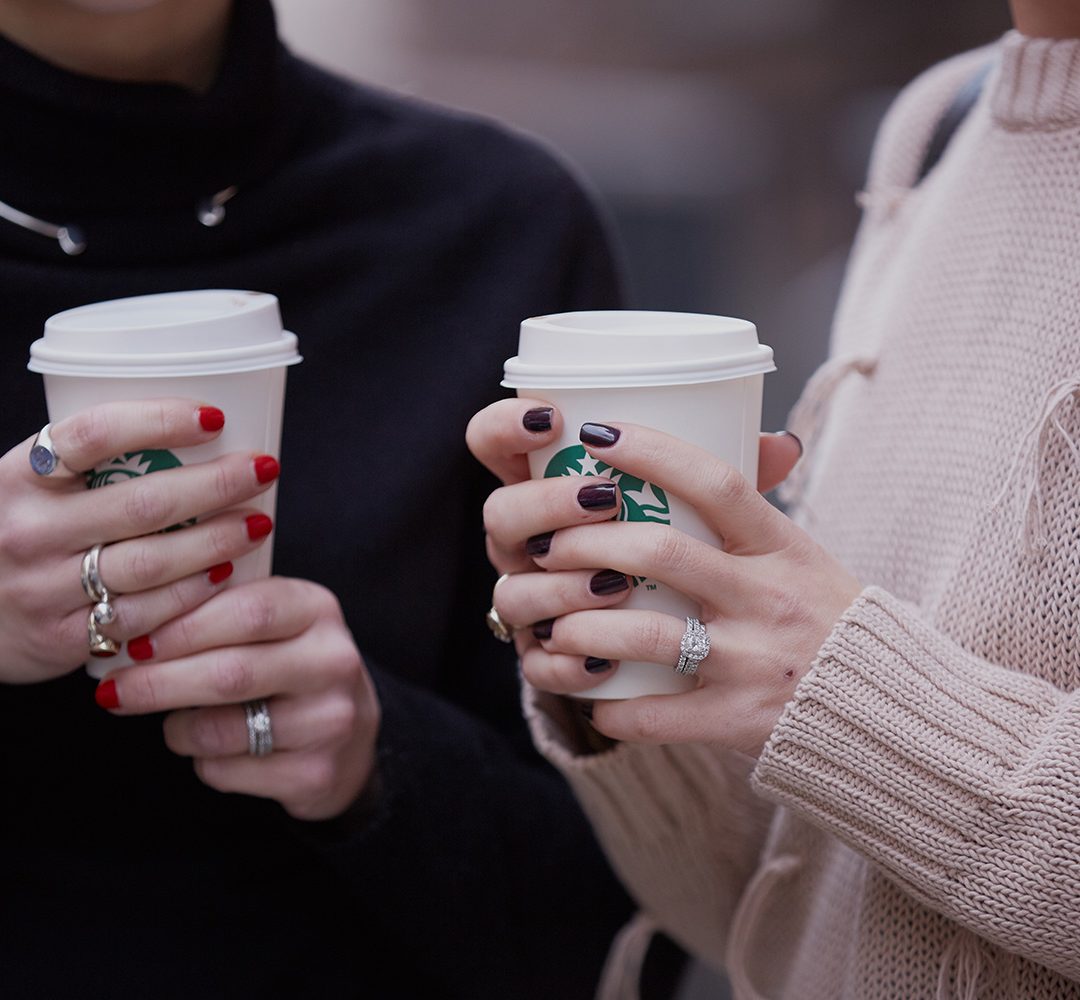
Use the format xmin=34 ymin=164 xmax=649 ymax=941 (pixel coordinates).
xmin=936 ymin=929 xmax=995 ymax=1000
xmin=779 ymin=355 xmax=877 ymax=509
xmin=596 ymin=912 xmax=657 ymax=1000
xmin=989 ymin=378 xmax=1080 ymax=552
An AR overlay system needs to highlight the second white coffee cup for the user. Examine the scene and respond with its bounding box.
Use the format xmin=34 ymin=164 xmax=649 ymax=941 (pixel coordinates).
xmin=502 ymin=310 xmax=774 ymax=699
xmin=28 ymin=289 xmax=302 ymax=678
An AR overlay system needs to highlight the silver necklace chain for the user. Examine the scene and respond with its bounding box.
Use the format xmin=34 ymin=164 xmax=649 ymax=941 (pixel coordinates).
xmin=0 ymin=184 xmax=238 ymax=256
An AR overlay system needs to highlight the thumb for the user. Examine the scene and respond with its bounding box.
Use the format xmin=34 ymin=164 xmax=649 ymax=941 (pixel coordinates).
xmin=757 ymin=431 xmax=802 ymax=494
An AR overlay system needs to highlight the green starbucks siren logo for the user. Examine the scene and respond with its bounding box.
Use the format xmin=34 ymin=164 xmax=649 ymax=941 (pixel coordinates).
xmin=544 ymin=444 xmax=671 ymax=586
xmin=87 ymin=450 xmax=194 ymax=532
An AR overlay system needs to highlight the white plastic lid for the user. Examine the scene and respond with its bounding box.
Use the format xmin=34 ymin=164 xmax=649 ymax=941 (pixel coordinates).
xmin=28 ymin=289 xmax=302 ymax=378
xmin=502 ymin=311 xmax=774 ymax=388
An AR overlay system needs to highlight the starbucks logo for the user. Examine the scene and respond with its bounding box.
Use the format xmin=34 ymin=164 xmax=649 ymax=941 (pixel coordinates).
xmin=87 ymin=450 xmax=195 ymax=532
xmin=544 ymin=444 xmax=671 ymax=587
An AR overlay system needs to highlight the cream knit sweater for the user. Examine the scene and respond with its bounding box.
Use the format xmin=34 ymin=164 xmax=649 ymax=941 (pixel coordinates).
xmin=525 ymin=33 xmax=1080 ymax=1000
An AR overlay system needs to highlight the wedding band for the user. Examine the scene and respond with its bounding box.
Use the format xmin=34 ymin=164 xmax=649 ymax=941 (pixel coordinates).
xmin=29 ymin=424 xmax=62 ymax=477
xmin=87 ymin=610 xmax=119 ymax=658
xmin=485 ymin=574 xmax=516 ymax=643
xmin=244 ymin=700 xmax=274 ymax=757
xmin=675 ymin=617 xmax=710 ymax=676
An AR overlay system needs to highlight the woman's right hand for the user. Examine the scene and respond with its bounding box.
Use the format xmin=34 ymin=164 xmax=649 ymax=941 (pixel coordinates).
xmin=0 ymin=398 xmax=281 ymax=685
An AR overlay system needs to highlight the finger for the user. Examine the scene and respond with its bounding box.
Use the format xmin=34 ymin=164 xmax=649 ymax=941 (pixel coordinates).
xmin=520 ymin=644 xmax=618 ymax=695
xmin=535 ymin=522 xmax=734 ymax=612
xmin=494 ymin=568 xmax=631 ymax=630
xmin=44 ymin=398 xmax=226 ymax=478
xmin=86 ymin=509 xmax=273 ymax=599
xmin=67 ymin=450 xmax=280 ymax=548
xmin=163 ymin=690 xmax=358 ymax=758
xmin=466 ymin=398 xmax=563 ymax=485
xmin=485 ymin=532 xmax=536 ymax=578
xmin=590 ymin=688 xmax=730 ymax=745
xmin=579 ymin=422 xmax=792 ymax=553
xmin=757 ymin=431 xmax=803 ymax=494
xmin=193 ymin=749 xmax=346 ymax=814
xmin=538 ymin=608 xmax=712 ymax=676
xmin=112 ymin=576 xmax=330 ymax=664
xmin=98 ymin=617 xmax=363 ymax=715
xmin=484 ymin=475 xmax=621 ymax=551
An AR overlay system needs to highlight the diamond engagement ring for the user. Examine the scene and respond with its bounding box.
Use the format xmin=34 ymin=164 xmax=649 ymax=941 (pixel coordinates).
xmin=244 ymin=700 xmax=274 ymax=757
xmin=675 ymin=617 xmax=710 ymax=676
xmin=29 ymin=424 xmax=63 ymax=477
xmin=485 ymin=573 xmax=516 ymax=643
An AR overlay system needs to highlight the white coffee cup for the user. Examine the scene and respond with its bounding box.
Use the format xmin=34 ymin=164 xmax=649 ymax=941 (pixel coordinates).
xmin=502 ymin=310 xmax=774 ymax=700
xmin=28 ymin=289 xmax=302 ymax=678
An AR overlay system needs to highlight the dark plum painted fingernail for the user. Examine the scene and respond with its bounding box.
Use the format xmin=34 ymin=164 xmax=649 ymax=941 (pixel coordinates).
xmin=95 ymin=679 xmax=120 ymax=709
xmin=590 ymin=569 xmax=629 ymax=596
xmin=208 ymin=561 xmax=234 ymax=584
xmin=532 ymin=618 xmax=554 ymax=640
xmin=198 ymin=406 xmax=225 ymax=432
xmin=580 ymin=423 xmax=620 ymax=447
xmin=522 ymin=407 xmax=553 ymax=433
xmin=526 ymin=531 xmax=553 ymax=556
xmin=585 ymin=657 xmax=612 ymax=674
xmin=578 ymin=481 xmax=617 ymax=510
xmin=254 ymin=455 xmax=280 ymax=484
xmin=127 ymin=635 xmax=154 ymax=661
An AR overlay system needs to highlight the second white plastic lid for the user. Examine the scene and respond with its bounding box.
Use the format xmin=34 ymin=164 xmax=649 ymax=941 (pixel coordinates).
xmin=502 ymin=311 xmax=774 ymax=388
xmin=28 ymin=289 xmax=302 ymax=377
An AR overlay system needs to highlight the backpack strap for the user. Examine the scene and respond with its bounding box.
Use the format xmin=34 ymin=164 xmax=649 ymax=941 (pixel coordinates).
xmin=916 ymin=61 xmax=993 ymax=183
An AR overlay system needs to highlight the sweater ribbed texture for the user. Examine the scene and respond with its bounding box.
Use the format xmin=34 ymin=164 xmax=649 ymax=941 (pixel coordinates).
xmin=525 ymin=31 xmax=1080 ymax=999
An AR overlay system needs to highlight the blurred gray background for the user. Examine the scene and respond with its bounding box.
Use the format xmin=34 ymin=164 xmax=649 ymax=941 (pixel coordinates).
xmin=274 ymin=0 xmax=1011 ymax=994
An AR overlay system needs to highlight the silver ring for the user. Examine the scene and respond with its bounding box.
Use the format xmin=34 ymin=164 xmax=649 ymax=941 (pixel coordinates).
xmin=87 ymin=609 xmax=119 ymax=658
xmin=675 ymin=617 xmax=710 ymax=676
xmin=485 ymin=573 xmax=516 ymax=643
xmin=244 ymin=699 xmax=274 ymax=757
xmin=81 ymin=543 xmax=118 ymax=628
xmin=29 ymin=424 xmax=63 ymax=476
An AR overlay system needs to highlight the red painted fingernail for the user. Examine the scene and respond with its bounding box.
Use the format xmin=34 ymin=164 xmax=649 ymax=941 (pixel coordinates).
xmin=208 ymin=561 xmax=234 ymax=584
xmin=246 ymin=514 xmax=273 ymax=540
xmin=254 ymin=455 xmax=280 ymax=484
xmin=127 ymin=635 xmax=154 ymax=661
xmin=95 ymin=678 xmax=120 ymax=709
xmin=198 ymin=406 xmax=225 ymax=432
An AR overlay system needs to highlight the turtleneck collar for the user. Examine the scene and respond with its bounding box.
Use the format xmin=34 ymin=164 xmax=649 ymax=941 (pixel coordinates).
xmin=0 ymin=0 xmax=295 ymax=220
xmin=991 ymin=30 xmax=1080 ymax=130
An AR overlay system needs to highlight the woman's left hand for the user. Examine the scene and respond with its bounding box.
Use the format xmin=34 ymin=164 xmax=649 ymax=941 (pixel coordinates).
xmin=93 ymin=577 xmax=379 ymax=820
xmin=487 ymin=421 xmax=862 ymax=758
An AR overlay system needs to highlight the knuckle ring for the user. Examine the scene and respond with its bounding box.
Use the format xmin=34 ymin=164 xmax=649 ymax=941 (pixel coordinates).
xmin=82 ymin=544 xmax=120 ymax=656
xmin=675 ymin=616 xmax=710 ymax=676
xmin=244 ymin=699 xmax=274 ymax=757
xmin=29 ymin=423 xmax=67 ymax=477
xmin=485 ymin=573 xmax=517 ymax=643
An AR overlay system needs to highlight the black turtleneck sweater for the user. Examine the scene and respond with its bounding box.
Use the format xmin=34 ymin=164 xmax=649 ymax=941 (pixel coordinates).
xmin=0 ymin=4 xmax=640 ymax=998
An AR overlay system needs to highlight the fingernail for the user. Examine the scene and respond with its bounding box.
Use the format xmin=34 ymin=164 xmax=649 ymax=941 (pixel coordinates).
xmin=782 ymin=430 xmax=804 ymax=457
xmin=580 ymin=423 xmax=620 ymax=447
xmin=246 ymin=514 xmax=273 ymax=540
xmin=585 ymin=657 xmax=612 ymax=674
xmin=522 ymin=407 xmax=553 ymax=433
xmin=532 ymin=618 xmax=554 ymax=640
xmin=254 ymin=455 xmax=280 ymax=484
xmin=95 ymin=679 xmax=120 ymax=710
xmin=578 ymin=481 xmax=617 ymax=511
xmin=198 ymin=406 xmax=225 ymax=432
xmin=128 ymin=635 xmax=154 ymax=661
xmin=590 ymin=569 xmax=629 ymax=596
xmin=526 ymin=531 xmax=553 ymax=556
xmin=208 ymin=561 xmax=234 ymax=584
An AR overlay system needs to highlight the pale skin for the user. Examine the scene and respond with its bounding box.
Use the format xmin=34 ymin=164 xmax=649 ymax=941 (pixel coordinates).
xmin=0 ymin=1 xmax=379 ymax=820
xmin=467 ymin=399 xmax=860 ymax=756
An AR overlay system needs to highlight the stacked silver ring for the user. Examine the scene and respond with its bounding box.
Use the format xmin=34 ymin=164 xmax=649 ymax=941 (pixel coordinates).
xmin=81 ymin=543 xmax=119 ymax=657
xmin=676 ymin=617 xmax=710 ymax=676
xmin=244 ymin=700 xmax=274 ymax=757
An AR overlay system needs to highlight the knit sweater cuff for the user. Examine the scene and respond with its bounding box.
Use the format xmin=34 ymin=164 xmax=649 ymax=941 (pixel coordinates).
xmin=524 ymin=685 xmax=773 ymax=966
xmin=753 ymin=586 xmax=1062 ymax=888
